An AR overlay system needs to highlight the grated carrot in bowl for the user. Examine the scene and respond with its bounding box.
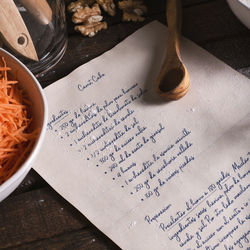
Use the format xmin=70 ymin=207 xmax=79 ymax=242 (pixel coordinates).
xmin=0 ymin=57 xmax=39 ymax=185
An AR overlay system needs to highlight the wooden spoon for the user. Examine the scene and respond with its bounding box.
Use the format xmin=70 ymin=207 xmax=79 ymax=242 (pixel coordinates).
xmin=155 ymin=0 xmax=190 ymax=100
xmin=0 ymin=0 xmax=38 ymax=61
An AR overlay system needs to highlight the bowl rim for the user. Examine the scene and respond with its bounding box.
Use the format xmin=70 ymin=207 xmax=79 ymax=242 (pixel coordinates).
xmin=0 ymin=48 xmax=48 ymax=193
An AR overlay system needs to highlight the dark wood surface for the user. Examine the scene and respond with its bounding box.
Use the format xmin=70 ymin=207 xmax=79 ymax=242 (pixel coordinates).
xmin=1 ymin=0 xmax=250 ymax=249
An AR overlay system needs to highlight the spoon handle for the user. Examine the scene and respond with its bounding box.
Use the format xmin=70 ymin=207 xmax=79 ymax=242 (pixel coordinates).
xmin=166 ymin=0 xmax=182 ymax=61
xmin=155 ymin=0 xmax=190 ymax=101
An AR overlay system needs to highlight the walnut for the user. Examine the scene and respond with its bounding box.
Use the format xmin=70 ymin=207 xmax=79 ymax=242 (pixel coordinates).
xmin=118 ymin=0 xmax=147 ymax=22
xmin=68 ymin=0 xmax=147 ymax=37
xmin=75 ymin=21 xmax=108 ymax=37
xmin=72 ymin=3 xmax=102 ymax=23
xmin=71 ymin=3 xmax=107 ymax=37
xmin=67 ymin=0 xmax=96 ymax=12
xmin=97 ymin=0 xmax=116 ymax=16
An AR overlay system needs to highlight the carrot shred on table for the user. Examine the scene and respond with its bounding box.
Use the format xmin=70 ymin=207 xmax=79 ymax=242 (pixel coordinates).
xmin=0 ymin=57 xmax=39 ymax=185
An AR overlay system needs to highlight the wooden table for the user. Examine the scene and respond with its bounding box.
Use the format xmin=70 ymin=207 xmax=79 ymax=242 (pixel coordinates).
xmin=1 ymin=0 xmax=250 ymax=249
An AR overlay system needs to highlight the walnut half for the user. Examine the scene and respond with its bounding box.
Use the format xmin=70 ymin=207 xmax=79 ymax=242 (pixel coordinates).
xmin=72 ymin=3 xmax=108 ymax=37
xmin=72 ymin=3 xmax=102 ymax=23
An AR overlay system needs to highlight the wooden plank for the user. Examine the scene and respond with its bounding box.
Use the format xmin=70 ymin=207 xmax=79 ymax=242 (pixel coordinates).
xmin=182 ymin=0 xmax=249 ymax=43
xmin=182 ymin=0 xmax=215 ymax=6
xmin=10 ymin=228 xmax=120 ymax=250
xmin=10 ymin=169 xmax=47 ymax=197
xmin=201 ymin=36 xmax=250 ymax=69
xmin=0 ymin=187 xmax=88 ymax=248
xmin=0 ymin=187 xmax=119 ymax=249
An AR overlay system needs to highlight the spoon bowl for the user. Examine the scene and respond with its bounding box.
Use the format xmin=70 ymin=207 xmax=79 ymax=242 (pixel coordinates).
xmin=156 ymin=0 xmax=190 ymax=100
xmin=157 ymin=63 xmax=190 ymax=100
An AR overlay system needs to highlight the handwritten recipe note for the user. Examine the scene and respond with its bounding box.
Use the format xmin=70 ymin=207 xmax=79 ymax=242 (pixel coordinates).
xmin=34 ymin=22 xmax=250 ymax=249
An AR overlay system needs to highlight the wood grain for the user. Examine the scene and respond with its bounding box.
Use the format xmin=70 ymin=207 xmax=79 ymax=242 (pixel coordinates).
xmin=0 ymin=187 xmax=85 ymax=248
xmin=0 ymin=187 xmax=119 ymax=249
xmin=10 ymin=229 xmax=120 ymax=250
xmin=0 ymin=0 xmax=38 ymax=61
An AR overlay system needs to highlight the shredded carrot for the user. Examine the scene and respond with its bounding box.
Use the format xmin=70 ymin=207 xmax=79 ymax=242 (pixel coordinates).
xmin=0 ymin=57 xmax=39 ymax=185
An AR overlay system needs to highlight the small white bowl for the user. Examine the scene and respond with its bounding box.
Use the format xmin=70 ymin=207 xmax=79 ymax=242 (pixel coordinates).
xmin=227 ymin=0 xmax=250 ymax=29
xmin=0 ymin=48 xmax=48 ymax=202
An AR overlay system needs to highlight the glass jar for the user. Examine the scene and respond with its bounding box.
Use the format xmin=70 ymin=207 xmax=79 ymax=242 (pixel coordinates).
xmin=1 ymin=0 xmax=67 ymax=76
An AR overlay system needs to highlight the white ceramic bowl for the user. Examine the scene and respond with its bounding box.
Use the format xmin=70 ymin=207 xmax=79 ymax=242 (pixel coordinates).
xmin=227 ymin=0 xmax=250 ymax=29
xmin=0 ymin=48 xmax=48 ymax=202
